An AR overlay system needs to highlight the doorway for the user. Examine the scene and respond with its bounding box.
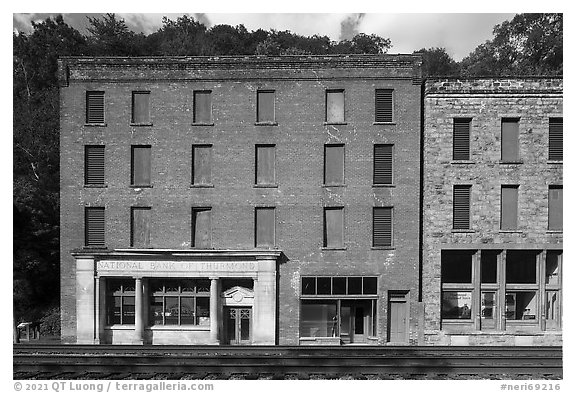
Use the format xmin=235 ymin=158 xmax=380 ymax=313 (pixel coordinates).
xmin=224 ymin=307 xmax=251 ymax=345
xmin=388 ymin=292 xmax=409 ymax=343
xmin=340 ymin=301 xmax=372 ymax=344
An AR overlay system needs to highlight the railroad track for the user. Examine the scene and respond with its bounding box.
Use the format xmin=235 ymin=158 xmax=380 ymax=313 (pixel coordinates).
xmin=14 ymin=345 xmax=562 ymax=380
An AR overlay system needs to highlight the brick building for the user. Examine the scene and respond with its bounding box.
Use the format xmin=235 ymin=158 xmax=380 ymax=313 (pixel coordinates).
xmin=58 ymin=55 xmax=423 ymax=345
xmin=422 ymin=78 xmax=563 ymax=346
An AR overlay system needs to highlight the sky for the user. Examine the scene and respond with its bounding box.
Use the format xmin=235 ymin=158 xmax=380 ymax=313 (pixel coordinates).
xmin=12 ymin=12 xmax=517 ymax=61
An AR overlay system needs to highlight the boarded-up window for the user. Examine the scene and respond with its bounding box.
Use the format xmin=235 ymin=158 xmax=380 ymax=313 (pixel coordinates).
xmin=501 ymin=118 xmax=520 ymax=161
xmin=192 ymin=145 xmax=212 ymax=185
xmin=375 ymin=89 xmax=393 ymax=123
xmin=192 ymin=208 xmax=212 ymax=248
xmin=255 ymin=207 xmax=275 ymax=248
xmin=85 ymin=207 xmax=105 ymax=247
xmin=373 ymin=207 xmax=392 ymax=247
xmin=374 ymin=144 xmax=393 ymax=185
xmin=548 ymin=186 xmax=563 ymax=230
xmin=131 ymin=146 xmax=151 ymax=186
xmin=549 ymin=118 xmax=563 ymax=161
xmin=324 ymin=144 xmax=344 ymax=185
xmin=131 ymin=207 xmax=151 ymax=248
xmin=326 ymin=90 xmax=344 ymax=123
xmin=194 ymin=91 xmax=212 ymax=123
xmin=132 ymin=91 xmax=150 ymax=124
xmin=453 ymin=118 xmax=471 ymax=160
xmin=86 ymin=91 xmax=104 ymax=124
xmin=256 ymin=145 xmax=276 ymax=185
xmin=85 ymin=145 xmax=105 ymax=185
xmin=453 ymin=185 xmax=471 ymax=230
xmin=323 ymin=207 xmax=344 ymax=248
xmin=257 ymin=91 xmax=275 ymax=122
xmin=501 ymin=186 xmax=519 ymax=230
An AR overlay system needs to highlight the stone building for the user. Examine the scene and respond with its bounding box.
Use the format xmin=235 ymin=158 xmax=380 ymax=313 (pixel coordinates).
xmin=422 ymin=78 xmax=563 ymax=346
xmin=58 ymin=55 xmax=423 ymax=345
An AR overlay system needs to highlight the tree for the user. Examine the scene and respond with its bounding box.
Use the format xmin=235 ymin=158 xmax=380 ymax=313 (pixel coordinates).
xmin=86 ymin=13 xmax=146 ymax=56
xmin=414 ymin=47 xmax=460 ymax=77
xmin=148 ymin=15 xmax=209 ymax=56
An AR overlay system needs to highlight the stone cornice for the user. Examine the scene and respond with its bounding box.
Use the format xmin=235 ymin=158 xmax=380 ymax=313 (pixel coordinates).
xmin=71 ymin=248 xmax=283 ymax=261
xmin=424 ymin=77 xmax=563 ymax=96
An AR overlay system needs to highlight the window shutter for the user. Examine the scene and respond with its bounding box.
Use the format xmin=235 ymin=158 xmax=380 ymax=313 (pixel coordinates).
xmin=324 ymin=207 xmax=344 ymax=248
xmin=548 ymin=186 xmax=563 ymax=230
xmin=256 ymin=207 xmax=275 ymax=247
xmin=86 ymin=91 xmax=104 ymax=124
xmin=192 ymin=145 xmax=212 ymax=185
xmin=501 ymin=186 xmax=519 ymax=230
xmin=375 ymin=89 xmax=393 ymax=123
xmin=453 ymin=119 xmax=471 ymax=160
xmin=324 ymin=144 xmax=344 ymax=185
xmin=194 ymin=91 xmax=212 ymax=123
xmin=85 ymin=146 xmax=105 ymax=185
xmin=549 ymin=118 xmax=563 ymax=161
xmin=257 ymin=91 xmax=275 ymax=122
xmin=131 ymin=146 xmax=151 ymax=186
xmin=256 ymin=145 xmax=275 ymax=185
xmin=131 ymin=207 xmax=151 ymax=247
xmin=373 ymin=207 xmax=392 ymax=247
xmin=326 ymin=90 xmax=344 ymax=123
xmin=374 ymin=144 xmax=393 ymax=185
xmin=85 ymin=207 xmax=105 ymax=247
xmin=192 ymin=208 xmax=212 ymax=248
xmin=453 ymin=185 xmax=471 ymax=230
xmin=132 ymin=92 xmax=150 ymax=123
xmin=501 ymin=119 xmax=519 ymax=161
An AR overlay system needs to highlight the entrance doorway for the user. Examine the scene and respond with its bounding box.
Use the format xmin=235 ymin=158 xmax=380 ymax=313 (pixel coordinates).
xmin=387 ymin=292 xmax=409 ymax=343
xmin=340 ymin=301 xmax=371 ymax=344
xmin=224 ymin=307 xmax=251 ymax=345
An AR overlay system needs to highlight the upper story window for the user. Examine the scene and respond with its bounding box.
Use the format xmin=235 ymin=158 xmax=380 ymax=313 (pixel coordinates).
xmin=131 ymin=207 xmax=151 ymax=248
xmin=86 ymin=91 xmax=105 ymax=124
xmin=373 ymin=207 xmax=393 ymax=247
xmin=548 ymin=186 xmax=563 ymax=231
xmin=501 ymin=185 xmax=519 ymax=230
xmin=549 ymin=118 xmax=563 ymax=161
xmin=255 ymin=145 xmax=276 ymax=186
xmin=84 ymin=145 xmax=105 ymax=186
xmin=501 ymin=118 xmax=520 ymax=162
xmin=192 ymin=145 xmax=213 ymax=186
xmin=453 ymin=185 xmax=471 ymax=230
xmin=131 ymin=91 xmax=151 ymax=124
xmin=324 ymin=144 xmax=345 ymax=186
xmin=191 ymin=207 xmax=212 ymax=248
xmin=255 ymin=207 xmax=275 ymax=248
xmin=375 ymin=89 xmax=393 ymax=123
xmin=323 ymin=207 xmax=344 ymax=249
xmin=453 ymin=118 xmax=471 ymax=160
xmin=193 ymin=91 xmax=212 ymax=124
xmin=257 ymin=90 xmax=276 ymax=123
xmin=325 ymin=89 xmax=345 ymax=123
xmin=85 ymin=207 xmax=105 ymax=247
xmin=373 ymin=144 xmax=393 ymax=185
xmin=131 ymin=145 xmax=151 ymax=187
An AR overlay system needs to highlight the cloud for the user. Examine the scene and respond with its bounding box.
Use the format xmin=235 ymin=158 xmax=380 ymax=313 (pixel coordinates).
xmin=339 ymin=13 xmax=365 ymax=41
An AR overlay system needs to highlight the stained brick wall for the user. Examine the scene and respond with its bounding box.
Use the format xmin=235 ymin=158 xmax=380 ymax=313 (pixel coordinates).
xmin=422 ymin=78 xmax=563 ymax=345
xmin=59 ymin=56 xmax=423 ymax=344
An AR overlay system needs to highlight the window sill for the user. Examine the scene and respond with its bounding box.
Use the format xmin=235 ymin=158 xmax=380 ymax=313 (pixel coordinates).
xmin=321 ymin=247 xmax=347 ymax=251
xmin=254 ymin=184 xmax=278 ymax=188
xmin=255 ymin=121 xmax=278 ymax=126
xmin=547 ymin=160 xmax=563 ymax=165
xmin=322 ymin=184 xmax=347 ymax=188
xmin=373 ymin=122 xmax=396 ymax=125
xmin=499 ymin=230 xmax=523 ymax=233
xmin=190 ymin=184 xmax=214 ymax=188
xmin=84 ymin=123 xmax=107 ymax=127
xmin=373 ymin=184 xmax=395 ymax=188
xmin=130 ymin=185 xmax=153 ymax=188
xmin=82 ymin=245 xmax=108 ymax=250
xmin=323 ymin=122 xmax=347 ymax=126
xmin=451 ymin=160 xmax=474 ymax=165
xmin=191 ymin=122 xmax=214 ymax=126
xmin=84 ymin=184 xmax=108 ymax=188
xmin=546 ymin=230 xmax=563 ymax=234
xmin=130 ymin=122 xmax=153 ymax=127
xmin=371 ymin=246 xmax=395 ymax=250
xmin=104 ymin=325 xmax=134 ymax=330
xmin=499 ymin=160 xmax=523 ymax=165
xmin=451 ymin=229 xmax=475 ymax=233
xmin=148 ymin=325 xmax=210 ymax=331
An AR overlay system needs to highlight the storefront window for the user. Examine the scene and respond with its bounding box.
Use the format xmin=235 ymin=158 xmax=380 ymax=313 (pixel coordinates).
xmin=441 ymin=291 xmax=472 ymax=319
xmin=149 ymin=279 xmax=210 ymax=326
xmin=106 ymin=279 xmax=135 ymax=325
xmin=505 ymin=291 xmax=537 ymax=320
xmin=300 ymin=300 xmax=338 ymax=338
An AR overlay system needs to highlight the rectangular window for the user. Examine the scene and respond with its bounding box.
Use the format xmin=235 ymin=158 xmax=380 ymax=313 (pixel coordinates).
xmin=106 ymin=279 xmax=135 ymax=325
xmin=373 ymin=207 xmax=392 ymax=247
xmin=192 ymin=145 xmax=212 ymax=185
xmin=326 ymin=90 xmax=344 ymax=123
xmin=453 ymin=118 xmax=471 ymax=160
xmin=548 ymin=186 xmax=563 ymax=230
xmin=441 ymin=250 xmax=474 ymax=320
xmin=257 ymin=90 xmax=275 ymax=123
xmin=255 ymin=207 xmax=275 ymax=248
xmin=131 ymin=207 xmax=151 ymax=248
xmin=194 ymin=91 xmax=212 ymax=124
xmin=373 ymin=144 xmax=393 ymax=185
xmin=549 ymin=118 xmax=563 ymax=161
xmin=86 ymin=91 xmax=104 ymax=124
xmin=85 ymin=207 xmax=105 ymax=247
xmin=131 ymin=146 xmax=151 ymax=186
xmin=192 ymin=208 xmax=212 ymax=248
xmin=84 ymin=146 xmax=105 ymax=185
xmin=324 ymin=144 xmax=344 ymax=185
xmin=149 ymin=279 xmax=210 ymax=326
xmin=132 ymin=91 xmax=150 ymax=124
xmin=323 ymin=207 xmax=344 ymax=248
xmin=501 ymin=185 xmax=519 ymax=230
xmin=501 ymin=118 xmax=520 ymax=162
xmin=256 ymin=145 xmax=276 ymax=185
xmin=453 ymin=185 xmax=471 ymax=230
xmin=375 ymin=89 xmax=393 ymax=123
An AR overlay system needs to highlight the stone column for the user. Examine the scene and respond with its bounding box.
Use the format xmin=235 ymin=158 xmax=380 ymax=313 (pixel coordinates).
xmin=209 ymin=277 xmax=219 ymax=344
xmin=94 ymin=276 xmax=101 ymax=344
xmin=252 ymin=257 xmax=277 ymax=345
xmin=98 ymin=277 xmax=106 ymax=344
xmin=76 ymin=257 xmax=95 ymax=344
xmin=134 ymin=277 xmax=144 ymax=344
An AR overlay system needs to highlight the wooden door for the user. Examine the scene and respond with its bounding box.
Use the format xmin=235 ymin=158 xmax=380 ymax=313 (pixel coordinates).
xmin=388 ymin=293 xmax=408 ymax=343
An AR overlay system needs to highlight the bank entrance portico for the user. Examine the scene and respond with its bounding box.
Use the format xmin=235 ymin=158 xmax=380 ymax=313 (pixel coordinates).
xmin=72 ymin=249 xmax=281 ymax=345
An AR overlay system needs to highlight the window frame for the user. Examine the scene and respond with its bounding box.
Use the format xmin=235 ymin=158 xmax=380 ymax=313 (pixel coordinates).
xmin=323 ymin=206 xmax=345 ymax=249
xmin=193 ymin=90 xmax=213 ymax=125
xmin=131 ymin=91 xmax=151 ymax=125
xmin=373 ymin=144 xmax=394 ymax=186
xmin=131 ymin=145 xmax=152 ymax=187
xmin=372 ymin=206 xmax=393 ymax=248
xmin=149 ymin=279 xmax=211 ymax=326
xmin=255 ymin=144 xmax=277 ymax=186
xmin=325 ymin=89 xmax=346 ymax=124
xmin=323 ymin=144 xmax=345 ymax=186
xmin=84 ymin=206 xmax=105 ymax=248
xmin=84 ymin=145 xmax=105 ymax=186
xmin=501 ymin=118 xmax=521 ymax=163
xmin=548 ymin=185 xmax=563 ymax=231
xmin=548 ymin=117 xmax=563 ymax=162
xmin=85 ymin=91 xmax=105 ymax=125
xmin=256 ymin=90 xmax=277 ymax=124
xmin=453 ymin=185 xmax=472 ymax=231
xmin=130 ymin=206 xmax=151 ymax=248
xmin=191 ymin=207 xmax=212 ymax=249
xmin=255 ymin=206 xmax=276 ymax=248
xmin=500 ymin=185 xmax=519 ymax=231
xmin=374 ymin=88 xmax=394 ymax=123
xmin=453 ymin=118 xmax=472 ymax=161
xmin=106 ymin=279 xmax=135 ymax=326
xmin=191 ymin=144 xmax=213 ymax=187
